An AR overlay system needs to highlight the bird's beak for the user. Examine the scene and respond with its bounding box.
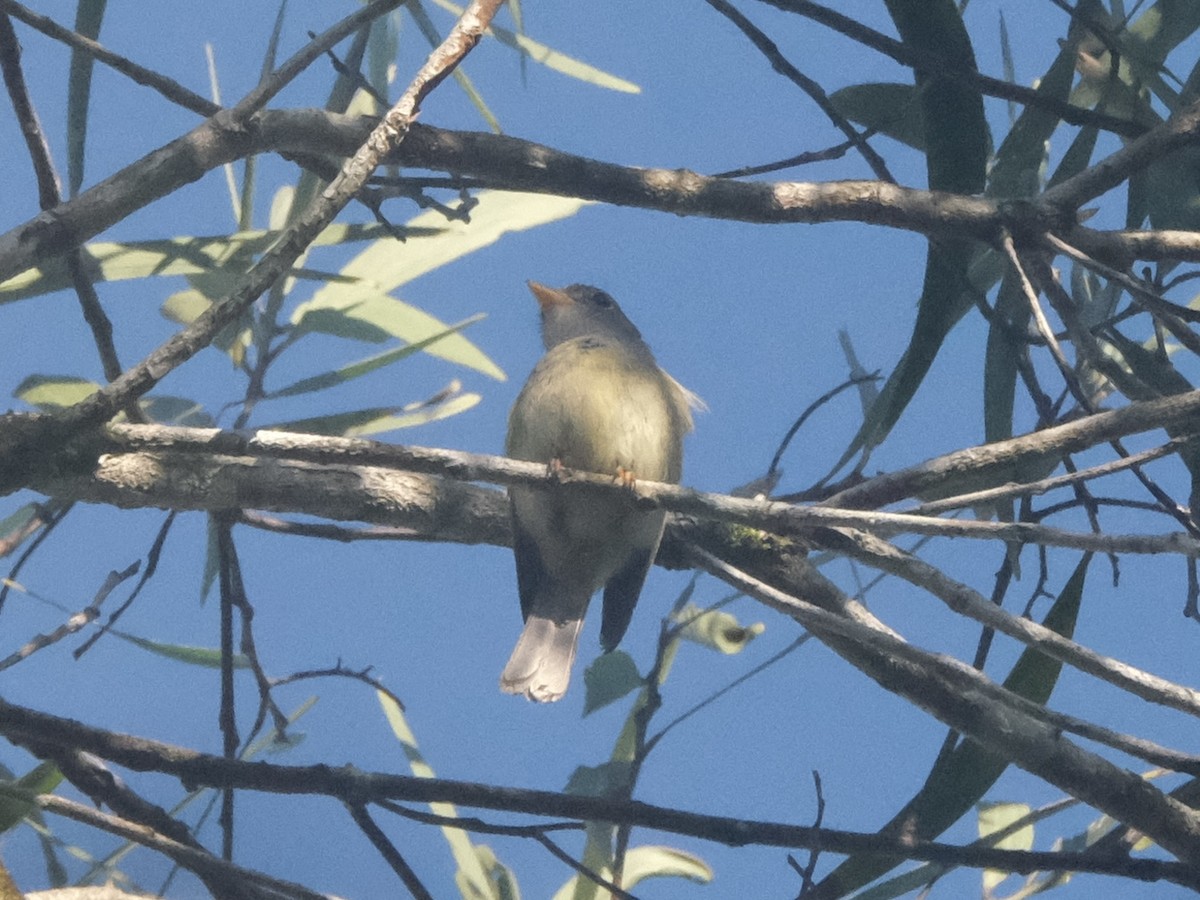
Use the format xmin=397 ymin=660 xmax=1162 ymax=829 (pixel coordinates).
xmin=527 ymin=281 xmax=573 ymax=310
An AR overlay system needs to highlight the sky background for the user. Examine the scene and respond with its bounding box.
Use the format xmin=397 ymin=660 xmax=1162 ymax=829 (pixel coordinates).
xmin=1 ymin=2 xmax=1197 ymax=898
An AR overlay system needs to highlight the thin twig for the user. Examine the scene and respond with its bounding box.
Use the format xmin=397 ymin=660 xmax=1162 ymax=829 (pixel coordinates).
xmin=73 ymin=510 xmax=177 ymax=658
xmin=0 ymin=500 xmax=72 ymax=616
xmin=712 ymin=134 xmax=870 ymax=178
xmin=1042 ymin=95 xmax=1200 ymax=210
xmin=794 ymin=770 xmax=825 ymax=897
xmin=828 ymin=527 xmax=1200 ymax=721
xmin=31 ymin=792 xmax=336 ymax=900
xmin=906 ymin=439 xmax=1188 ymax=514
xmin=0 ymin=0 xmax=218 ymax=115
xmin=271 ymin=662 xmax=407 ymax=716
xmin=688 ymin=547 xmax=1200 ymax=868
xmin=756 ymin=0 xmax=1142 ymax=136
xmin=703 ymin=0 xmax=894 ymax=182
xmin=1047 ymin=231 xmax=1200 ymax=355
xmin=1002 ymin=232 xmax=1086 ymax=401
xmin=215 ymin=514 xmax=239 ymax=862
xmin=646 ymin=634 xmax=811 ymax=752
xmin=347 ymin=803 xmax=435 ymax=900
xmin=0 ymin=562 xmax=137 ymax=672
xmin=379 ymin=800 xmax=632 ymax=898
xmin=0 ymin=12 xmax=133 ymax=402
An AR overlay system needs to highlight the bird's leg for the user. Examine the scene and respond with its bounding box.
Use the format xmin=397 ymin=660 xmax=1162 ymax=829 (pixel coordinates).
xmin=546 ymin=457 xmax=568 ymax=481
xmin=615 ymin=466 xmax=637 ymax=489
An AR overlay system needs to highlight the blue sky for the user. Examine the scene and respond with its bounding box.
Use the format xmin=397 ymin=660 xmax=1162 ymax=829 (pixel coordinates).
xmin=1 ymin=2 xmax=1196 ymax=898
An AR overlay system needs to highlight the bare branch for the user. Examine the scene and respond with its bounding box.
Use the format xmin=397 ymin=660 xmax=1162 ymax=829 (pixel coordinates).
xmin=0 ymin=698 xmax=1194 ymax=887
xmin=53 ymin=422 xmax=1200 ymax=558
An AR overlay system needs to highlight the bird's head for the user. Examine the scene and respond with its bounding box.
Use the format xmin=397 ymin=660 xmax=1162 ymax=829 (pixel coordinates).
xmin=528 ymin=281 xmax=645 ymax=350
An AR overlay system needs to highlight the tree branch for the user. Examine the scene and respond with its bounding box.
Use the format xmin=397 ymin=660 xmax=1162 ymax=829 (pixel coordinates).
xmin=0 ymin=698 xmax=1193 ymax=887
xmin=42 ymin=421 xmax=1199 ymax=559
xmin=7 ymin=106 xmax=1200 ymax=298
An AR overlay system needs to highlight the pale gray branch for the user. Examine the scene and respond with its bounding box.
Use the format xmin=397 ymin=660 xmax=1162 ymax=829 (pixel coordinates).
xmin=76 ymin=423 xmax=1200 ymax=558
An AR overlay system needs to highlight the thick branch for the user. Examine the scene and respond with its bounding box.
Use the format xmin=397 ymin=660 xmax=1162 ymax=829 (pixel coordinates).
xmin=6 ymin=106 xmax=1200 ymax=294
xmin=81 ymin=421 xmax=1200 ymax=555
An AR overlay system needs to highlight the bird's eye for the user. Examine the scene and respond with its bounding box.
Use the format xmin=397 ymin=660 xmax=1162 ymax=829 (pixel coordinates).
xmin=593 ymin=292 xmax=615 ymax=308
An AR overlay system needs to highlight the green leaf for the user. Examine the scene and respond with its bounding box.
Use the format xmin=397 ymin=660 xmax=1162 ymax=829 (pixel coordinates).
xmin=294 ymin=192 xmax=593 ymax=379
xmin=0 ymin=762 xmax=63 ymax=833
xmin=232 ymin=0 xmax=288 ymax=230
xmin=583 ymin=651 xmax=643 ymax=715
xmin=366 ymin=9 xmax=401 ymax=104
xmin=119 ymin=634 xmax=250 ymax=669
xmin=377 ymin=691 xmax=506 ymax=899
xmin=672 ymin=603 xmax=764 ymax=654
xmin=162 ymin=289 xmax=252 ymax=367
xmin=200 ymin=516 xmax=219 ymax=604
xmin=838 ymin=330 xmax=880 ymax=418
xmin=982 ymin=274 xmax=1028 ymax=454
xmin=270 ymin=315 xmax=486 ymax=399
xmin=988 ymin=42 xmax=1077 ymax=199
xmin=564 ymin=760 xmax=634 ymax=797
xmin=999 ymin=11 xmax=1017 ymax=125
xmin=1047 ymin=126 xmax=1100 ymax=190
xmin=458 ymin=844 xmax=522 ymax=900
xmin=622 ymin=845 xmax=712 ymax=889
xmin=979 ymin=801 xmax=1035 ymax=893
xmin=0 ymin=504 xmax=41 ymax=557
xmin=304 ymin=189 xmax=589 ymax=300
xmin=267 ymin=393 xmax=480 ymax=438
xmin=429 ymin=0 xmax=640 ymax=93
xmin=67 ymin=0 xmax=107 ymax=197
xmin=140 ymin=396 xmax=214 ymax=427
xmin=1125 ymin=0 xmax=1200 ymax=82
xmin=1101 ymin=329 xmax=1200 ymax=506
xmin=0 ymin=225 xmax=421 ymax=305
xmin=293 ymin=291 xmax=503 ymax=381
xmin=552 ymin=845 xmax=711 ymax=900
xmin=1143 ymin=145 xmax=1200 ymax=232
xmin=1134 ymin=53 xmax=1200 ymax=234
xmin=831 ymin=244 xmax=984 ymax=480
xmin=14 ymin=375 xmax=100 ymax=410
xmin=813 ymin=554 xmax=1090 ymax=898
xmin=831 ymin=0 xmax=987 ymax=477
xmin=829 ymin=83 xmax=925 ymax=150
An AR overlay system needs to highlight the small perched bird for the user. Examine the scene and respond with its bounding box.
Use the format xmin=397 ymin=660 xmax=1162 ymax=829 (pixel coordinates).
xmin=500 ymin=281 xmax=696 ymax=702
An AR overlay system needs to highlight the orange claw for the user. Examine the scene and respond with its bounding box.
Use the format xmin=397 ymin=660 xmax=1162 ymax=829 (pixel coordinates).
xmin=616 ymin=466 xmax=637 ymax=489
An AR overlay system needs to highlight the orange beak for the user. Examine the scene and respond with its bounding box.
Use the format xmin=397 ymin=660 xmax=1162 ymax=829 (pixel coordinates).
xmin=527 ymin=281 xmax=574 ymax=311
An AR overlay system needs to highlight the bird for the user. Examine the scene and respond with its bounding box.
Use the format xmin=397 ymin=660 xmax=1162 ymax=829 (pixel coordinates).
xmin=500 ymin=281 xmax=696 ymax=702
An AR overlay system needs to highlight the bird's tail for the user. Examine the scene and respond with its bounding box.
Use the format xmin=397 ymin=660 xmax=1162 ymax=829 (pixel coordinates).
xmin=499 ymin=615 xmax=585 ymax=702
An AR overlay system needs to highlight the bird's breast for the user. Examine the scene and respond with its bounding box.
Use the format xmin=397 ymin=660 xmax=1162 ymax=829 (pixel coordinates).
xmin=506 ymin=337 xmax=683 ymax=482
